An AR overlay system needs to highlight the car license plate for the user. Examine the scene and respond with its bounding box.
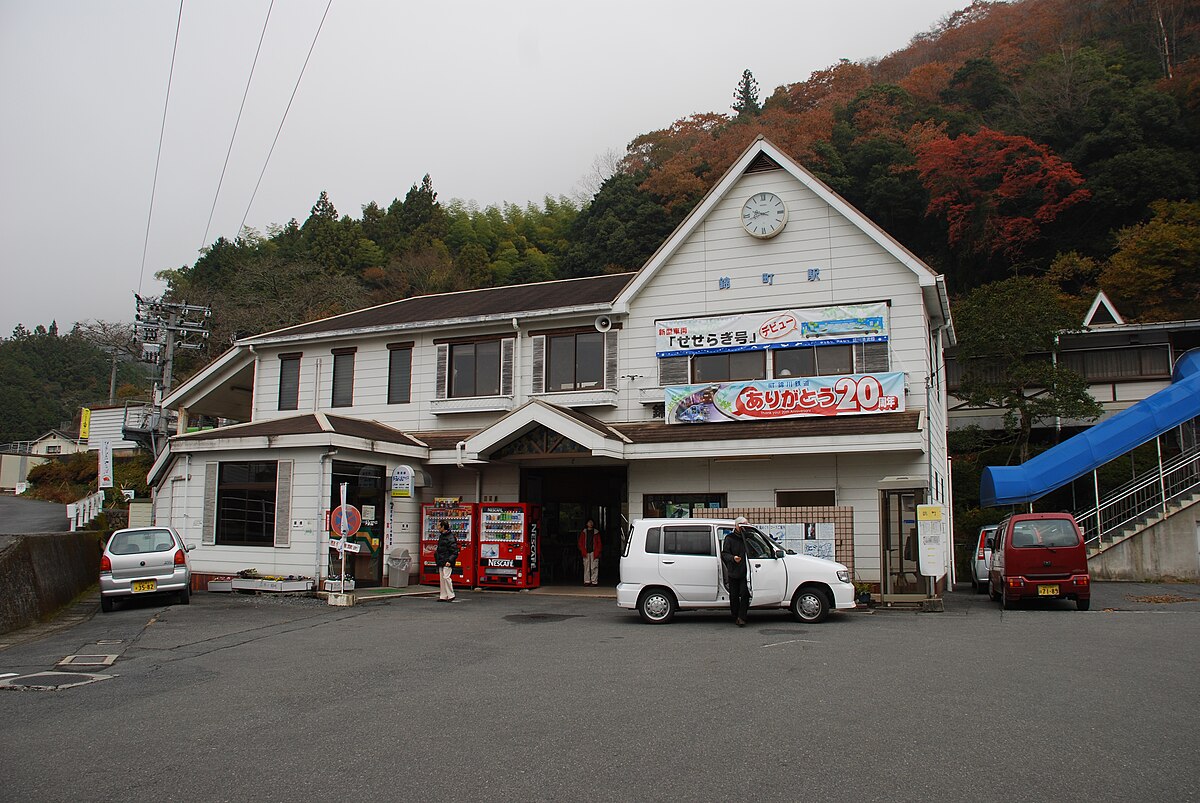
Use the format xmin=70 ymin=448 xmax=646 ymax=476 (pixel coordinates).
xmin=1038 ymin=584 xmax=1059 ymax=597
xmin=131 ymin=580 xmax=157 ymax=593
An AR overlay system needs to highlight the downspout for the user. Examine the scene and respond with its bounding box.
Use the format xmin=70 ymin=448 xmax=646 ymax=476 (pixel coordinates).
xmin=511 ymin=317 xmax=521 ymax=406
xmin=318 ymin=448 xmax=337 ymax=581
xmin=247 ymin=345 xmax=258 ymax=417
xmin=456 ymin=440 xmax=482 ymax=503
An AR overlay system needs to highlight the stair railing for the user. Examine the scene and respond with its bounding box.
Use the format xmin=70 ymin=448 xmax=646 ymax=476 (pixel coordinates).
xmin=1077 ymin=442 xmax=1200 ymax=547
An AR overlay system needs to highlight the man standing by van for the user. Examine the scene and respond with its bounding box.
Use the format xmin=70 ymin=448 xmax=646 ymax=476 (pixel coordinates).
xmin=722 ymin=517 xmax=751 ymax=627
xmin=578 ymin=519 xmax=602 ymax=586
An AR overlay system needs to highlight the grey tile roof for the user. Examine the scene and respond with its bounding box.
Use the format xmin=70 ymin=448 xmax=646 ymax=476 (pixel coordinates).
xmin=248 ymin=273 xmax=636 ymax=341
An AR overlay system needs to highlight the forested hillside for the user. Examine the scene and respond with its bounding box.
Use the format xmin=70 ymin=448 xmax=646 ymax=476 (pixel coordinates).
xmin=5 ymin=0 xmax=1199 ymax=442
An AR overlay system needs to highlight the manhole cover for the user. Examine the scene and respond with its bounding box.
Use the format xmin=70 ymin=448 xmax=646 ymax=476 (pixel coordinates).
xmin=503 ymin=613 xmax=582 ymax=624
xmin=0 ymin=671 xmax=113 ymax=691
xmin=58 ymin=654 xmax=118 ymax=670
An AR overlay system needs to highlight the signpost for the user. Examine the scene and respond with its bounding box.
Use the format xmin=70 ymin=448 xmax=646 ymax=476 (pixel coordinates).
xmin=330 ymin=484 xmax=362 ymax=593
xmin=917 ymin=504 xmax=948 ymax=600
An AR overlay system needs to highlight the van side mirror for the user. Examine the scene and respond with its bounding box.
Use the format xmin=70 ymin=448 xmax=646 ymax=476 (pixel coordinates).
xmin=774 ymin=548 xmax=785 ymax=558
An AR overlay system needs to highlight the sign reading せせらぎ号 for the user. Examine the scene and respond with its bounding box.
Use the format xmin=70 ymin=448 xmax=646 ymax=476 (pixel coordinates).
xmin=655 ymin=302 xmax=888 ymax=357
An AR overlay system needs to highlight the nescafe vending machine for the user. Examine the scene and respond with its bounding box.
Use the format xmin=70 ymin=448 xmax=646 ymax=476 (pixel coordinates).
xmin=477 ymin=503 xmax=541 ymax=589
xmin=420 ymin=501 xmax=477 ymax=588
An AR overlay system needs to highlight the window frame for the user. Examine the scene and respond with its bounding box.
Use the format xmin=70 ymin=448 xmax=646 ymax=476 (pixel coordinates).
xmin=546 ymin=330 xmax=606 ymax=392
xmin=386 ymin=343 xmax=413 ymax=405
xmin=449 ymin=339 xmax=502 ymax=398
xmin=331 ymin=348 xmax=356 ymax=408
xmin=278 ymin=352 xmax=301 ymax=411
xmin=215 ymin=461 xmax=278 ymax=548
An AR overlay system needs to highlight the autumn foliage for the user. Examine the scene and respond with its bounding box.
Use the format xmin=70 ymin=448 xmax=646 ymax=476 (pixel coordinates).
xmin=913 ymin=127 xmax=1090 ymax=258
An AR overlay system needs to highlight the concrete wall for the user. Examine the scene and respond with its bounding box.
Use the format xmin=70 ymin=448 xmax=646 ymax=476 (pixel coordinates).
xmin=1090 ymin=499 xmax=1200 ymax=581
xmin=0 ymin=531 xmax=103 ymax=635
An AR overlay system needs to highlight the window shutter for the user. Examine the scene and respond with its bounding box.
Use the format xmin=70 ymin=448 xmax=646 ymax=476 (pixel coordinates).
xmin=531 ymin=336 xmax=545 ymax=394
xmin=201 ymin=463 xmax=218 ymax=546
xmin=274 ymin=460 xmax=292 ymax=548
xmin=501 ymin=338 xmax=514 ymax=396
xmin=435 ymin=344 xmax=449 ymax=399
xmin=658 ymin=356 xmax=690 ymax=386
xmin=604 ymin=330 xmax=619 ymax=389
xmin=856 ymin=341 xmax=890 ymax=373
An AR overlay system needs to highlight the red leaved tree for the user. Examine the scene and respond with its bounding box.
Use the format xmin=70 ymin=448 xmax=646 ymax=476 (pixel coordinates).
xmin=913 ymin=127 xmax=1089 ymax=258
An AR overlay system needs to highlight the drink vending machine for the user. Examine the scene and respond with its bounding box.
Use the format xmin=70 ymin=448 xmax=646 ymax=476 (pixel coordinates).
xmin=477 ymin=503 xmax=541 ymax=589
xmin=419 ymin=502 xmax=476 ymax=588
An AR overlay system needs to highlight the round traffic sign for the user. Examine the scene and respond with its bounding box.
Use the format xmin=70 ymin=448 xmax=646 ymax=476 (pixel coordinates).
xmin=330 ymin=504 xmax=362 ymax=537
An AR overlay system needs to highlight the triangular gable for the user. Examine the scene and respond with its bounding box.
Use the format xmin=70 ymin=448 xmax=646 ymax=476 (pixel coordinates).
xmin=1083 ymin=291 xmax=1124 ymax=326
xmin=612 ymin=136 xmax=942 ymax=314
xmin=160 ymin=344 xmax=255 ymax=416
xmin=462 ymin=399 xmax=627 ymax=461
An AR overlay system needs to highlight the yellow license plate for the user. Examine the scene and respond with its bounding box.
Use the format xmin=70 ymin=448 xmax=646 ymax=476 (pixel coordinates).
xmin=131 ymin=580 xmax=157 ymax=593
xmin=1038 ymin=584 xmax=1059 ymax=596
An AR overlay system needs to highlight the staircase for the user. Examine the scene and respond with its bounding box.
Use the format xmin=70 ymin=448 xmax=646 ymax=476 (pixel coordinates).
xmin=1076 ymin=442 xmax=1200 ymax=558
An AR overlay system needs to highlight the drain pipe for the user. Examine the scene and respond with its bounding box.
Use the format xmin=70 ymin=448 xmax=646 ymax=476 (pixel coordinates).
xmin=318 ymin=448 xmax=338 ymax=581
xmin=456 ymin=440 xmax=482 ymax=502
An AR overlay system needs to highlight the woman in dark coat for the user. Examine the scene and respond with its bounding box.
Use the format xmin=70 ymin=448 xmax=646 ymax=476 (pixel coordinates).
xmin=435 ymin=520 xmax=459 ymax=602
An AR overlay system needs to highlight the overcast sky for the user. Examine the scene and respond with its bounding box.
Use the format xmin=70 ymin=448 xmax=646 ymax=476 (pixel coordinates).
xmin=0 ymin=0 xmax=967 ymax=336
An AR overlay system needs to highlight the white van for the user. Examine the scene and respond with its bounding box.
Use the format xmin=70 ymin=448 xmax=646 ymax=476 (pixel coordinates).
xmin=617 ymin=518 xmax=855 ymax=624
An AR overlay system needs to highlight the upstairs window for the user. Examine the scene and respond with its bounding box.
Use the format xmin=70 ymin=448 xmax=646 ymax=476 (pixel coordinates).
xmin=547 ymin=332 xmax=604 ymax=391
xmin=278 ymin=353 xmax=301 ymax=411
xmin=387 ymin=344 xmax=412 ymax=405
xmin=331 ymin=349 xmax=356 ymax=407
xmin=693 ymin=351 xmax=765 ymax=383
xmin=451 ymin=340 xmax=501 ymax=398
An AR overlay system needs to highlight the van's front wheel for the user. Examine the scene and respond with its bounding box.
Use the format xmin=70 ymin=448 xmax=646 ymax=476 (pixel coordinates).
xmin=791 ymin=588 xmax=830 ymax=623
xmin=637 ymin=589 xmax=676 ymax=624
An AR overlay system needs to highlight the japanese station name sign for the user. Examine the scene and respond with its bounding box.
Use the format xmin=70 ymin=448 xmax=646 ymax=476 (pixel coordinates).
xmin=665 ymin=372 xmax=905 ymax=424
xmin=655 ymin=302 xmax=888 ymax=358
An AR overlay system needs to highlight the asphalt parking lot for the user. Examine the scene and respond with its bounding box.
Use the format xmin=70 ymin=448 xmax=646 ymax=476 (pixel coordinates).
xmin=2 ymin=582 xmax=1199 ymax=801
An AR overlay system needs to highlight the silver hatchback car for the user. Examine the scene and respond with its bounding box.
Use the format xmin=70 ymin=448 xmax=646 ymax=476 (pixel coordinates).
xmin=100 ymin=526 xmax=194 ymax=612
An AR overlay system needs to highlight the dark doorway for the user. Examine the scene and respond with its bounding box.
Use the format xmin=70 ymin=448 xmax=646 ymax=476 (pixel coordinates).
xmin=329 ymin=460 xmax=386 ymax=587
xmin=521 ymin=466 xmax=626 ymax=586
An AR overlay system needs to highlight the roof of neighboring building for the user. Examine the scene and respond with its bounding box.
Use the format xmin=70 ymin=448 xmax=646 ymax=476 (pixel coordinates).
xmin=244 ymin=273 xmax=636 ymax=343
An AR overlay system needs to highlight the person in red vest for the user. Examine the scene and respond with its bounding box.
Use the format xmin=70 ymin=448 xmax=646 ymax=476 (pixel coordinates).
xmin=578 ymin=519 xmax=602 ymax=586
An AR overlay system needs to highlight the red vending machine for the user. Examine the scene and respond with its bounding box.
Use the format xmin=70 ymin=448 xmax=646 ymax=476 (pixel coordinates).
xmin=420 ymin=501 xmax=477 ymax=588
xmin=477 ymin=503 xmax=541 ymax=589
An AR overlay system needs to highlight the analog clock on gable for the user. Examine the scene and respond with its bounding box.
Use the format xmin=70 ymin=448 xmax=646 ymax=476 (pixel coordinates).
xmin=741 ymin=192 xmax=788 ymax=239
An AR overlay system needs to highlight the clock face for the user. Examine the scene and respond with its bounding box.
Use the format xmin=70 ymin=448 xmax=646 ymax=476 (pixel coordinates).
xmin=741 ymin=192 xmax=788 ymax=239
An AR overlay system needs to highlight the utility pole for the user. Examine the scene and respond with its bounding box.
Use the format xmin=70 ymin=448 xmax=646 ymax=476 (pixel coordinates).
xmin=133 ymin=294 xmax=211 ymax=451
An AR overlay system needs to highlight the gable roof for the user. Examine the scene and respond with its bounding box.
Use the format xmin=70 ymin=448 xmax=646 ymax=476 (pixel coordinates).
xmin=1083 ymin=291 xmax=1125 ymax=327
xmin=242 ymin=273 xmax=635 ymax=345
xmin=610 ymin=136 xmax=953 ymax=337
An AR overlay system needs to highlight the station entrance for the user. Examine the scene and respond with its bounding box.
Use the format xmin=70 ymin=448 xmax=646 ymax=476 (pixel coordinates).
xmin=520 ymin=466 xmax=627 ymax=586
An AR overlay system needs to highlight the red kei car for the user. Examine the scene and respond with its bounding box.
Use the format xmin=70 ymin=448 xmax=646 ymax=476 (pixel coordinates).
xmin=988 ymin=513 xmax=1091 ymax=611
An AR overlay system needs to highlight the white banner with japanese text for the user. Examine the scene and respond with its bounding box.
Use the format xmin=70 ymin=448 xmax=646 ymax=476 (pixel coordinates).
xmin=664 ymin=372 xmax=905 ymax=423
xmin=655 ymin=302 xmax=888 ymax=357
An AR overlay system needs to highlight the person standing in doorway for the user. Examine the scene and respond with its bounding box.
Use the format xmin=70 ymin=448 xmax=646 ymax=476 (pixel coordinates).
xmin=721 ymin=516 xmax=751 ymax=627
xmin=435 ymin=520 xmax=459 ymax=602
xmin=578 ymin=519 xmax=602 ymax=586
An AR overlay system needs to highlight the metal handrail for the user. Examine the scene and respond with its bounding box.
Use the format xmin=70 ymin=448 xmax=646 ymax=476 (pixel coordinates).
xmin=1078 ymin=442 xmax=1200 ymax=547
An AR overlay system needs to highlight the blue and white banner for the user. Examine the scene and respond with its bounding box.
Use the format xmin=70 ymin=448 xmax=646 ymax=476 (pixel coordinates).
xmin=656 ymin=302 xmax=888 ymax=358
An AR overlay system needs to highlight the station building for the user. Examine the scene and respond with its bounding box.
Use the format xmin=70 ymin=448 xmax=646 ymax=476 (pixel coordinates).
xmin=149 ymin=137 xmax=955 ymax=602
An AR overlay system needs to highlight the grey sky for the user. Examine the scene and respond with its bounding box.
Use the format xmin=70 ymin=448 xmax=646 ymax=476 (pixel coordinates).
xmin=0 ymin=0 xmax=966 ymax=336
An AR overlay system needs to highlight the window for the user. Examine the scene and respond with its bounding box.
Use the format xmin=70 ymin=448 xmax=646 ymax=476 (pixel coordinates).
xmin=331 ymin=349 xmax=355 ymax=407
xmin=693 ymin=351 xmax=764 ymax=382
xmin=774 ymin=344 xmax=852 ymax=377
xmin=278 ymin=353 xmax=300 ymax=410
xmin=450 ymin=340 xmax=501 ymax=397
xmin=46 ymin=445 xmax=61 ymax=454
xmin=775 ymin=489 xmax=837 ymax=506
xmin=216 ymin=461 xmax=278 ymax=547
xmin=643 ymin=493 xmax=727 ymax=518
xmin=663 ymin=526 xmax=714 ymax=556
xmin=644 ymin=526 xmax=661 ymax=554
xmin=387 ymin=344 xmax=412 ymax=404
xmin=547 ymin=332 xmax=604 ymax=391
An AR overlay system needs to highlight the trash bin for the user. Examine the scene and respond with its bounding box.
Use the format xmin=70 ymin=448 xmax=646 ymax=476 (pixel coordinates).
xmin=387 ymin=548 xmax=412 ymax=588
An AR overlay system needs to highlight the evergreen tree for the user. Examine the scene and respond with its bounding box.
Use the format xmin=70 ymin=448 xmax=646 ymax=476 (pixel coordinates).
xmin=732 ymin=69 xmax=761 ymax=118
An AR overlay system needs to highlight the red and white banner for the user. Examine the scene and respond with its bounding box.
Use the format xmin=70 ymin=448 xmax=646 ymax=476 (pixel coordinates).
xmin=665 ymin=372 xmax=905 ymax=424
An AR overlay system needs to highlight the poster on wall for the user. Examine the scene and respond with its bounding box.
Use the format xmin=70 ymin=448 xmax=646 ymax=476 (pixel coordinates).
xmin=665 ymin=372 xmax=905 ymax=424
xmin=759 ymin=522 xmax=836 ymax=560
xmin=656 ymin=302 xmax=888 ymax=357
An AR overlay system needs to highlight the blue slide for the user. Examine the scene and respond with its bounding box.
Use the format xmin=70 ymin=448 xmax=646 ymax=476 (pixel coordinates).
xmin=980 ymin=349 xmax=1200 ymax=507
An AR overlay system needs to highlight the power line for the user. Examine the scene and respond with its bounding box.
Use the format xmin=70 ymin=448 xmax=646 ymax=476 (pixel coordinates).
xmin=139 ymin=0 xmax=185 ymax=296
xmin=199 ymin=0 xmax=275 ymax=252
xmin=239 ymin=0 xmax=333 ymax=237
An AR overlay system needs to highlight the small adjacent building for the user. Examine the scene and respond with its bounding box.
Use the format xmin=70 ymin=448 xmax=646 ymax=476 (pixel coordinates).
xmin=149 ymin=137 xmax=955 ymax=602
